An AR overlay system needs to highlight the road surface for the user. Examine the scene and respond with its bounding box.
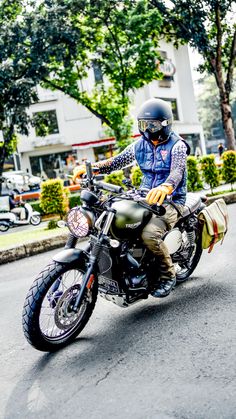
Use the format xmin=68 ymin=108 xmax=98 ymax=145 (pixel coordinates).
xmin=0 ymin=204 xmax=236 ymax=419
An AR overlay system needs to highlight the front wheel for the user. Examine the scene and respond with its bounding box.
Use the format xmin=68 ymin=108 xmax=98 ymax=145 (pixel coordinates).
xmin=175 ymin=234 xmax=203 ymax=283
xmin=22 ymin=260 xmax=98 ymax=352
xmin=30 ymin=214 xmax=41 ymax=225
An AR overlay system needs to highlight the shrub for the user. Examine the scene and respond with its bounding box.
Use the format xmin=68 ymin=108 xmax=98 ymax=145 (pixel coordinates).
xmin=187 ymin=156 xmax=203 ymax=191
xmin=30 ymin=200 xmax=45 ymax=215
xmin=40 ymin=179 xmax=69 ymax=219
xmin=47 ymin=220 xmax=58 ymax=230
xmin=221 ymin=150 xmax=236 ymax=191
xmin=104 ymin=170 xmax=125 ymax=186
xmin=69 ymin=193 xmax=81 ymax=208
xmin=130 ymin=165 xmax=143 ymax=187
xmin=200 ymin=155 xmax=219 ymax=194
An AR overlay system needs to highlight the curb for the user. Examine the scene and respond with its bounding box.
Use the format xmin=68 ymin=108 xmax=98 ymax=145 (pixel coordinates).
xmin=205 ymin=191 xmax=236 ymax=205
xmin=1 ymin=192 xmax=235 ymax=265
xmin=0 ymin=232 xmax=69 ymax=265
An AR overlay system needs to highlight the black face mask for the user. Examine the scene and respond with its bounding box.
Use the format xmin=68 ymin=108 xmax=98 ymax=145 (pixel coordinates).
xmin=143 ymin=129 xmax=166 ymax=144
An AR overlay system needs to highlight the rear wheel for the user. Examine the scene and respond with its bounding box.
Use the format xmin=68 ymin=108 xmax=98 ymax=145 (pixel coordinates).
xmin=175 ymin=234 xmax=202 ymax=283
xmin=0 ymin=223 xmax=9 ymax=232
xmin=22 ymin=261 xmax=98 ymax=352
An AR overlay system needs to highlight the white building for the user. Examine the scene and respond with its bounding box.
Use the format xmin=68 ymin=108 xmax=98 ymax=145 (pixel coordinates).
xmin=17 ymin=42 xmax=205 ymax=178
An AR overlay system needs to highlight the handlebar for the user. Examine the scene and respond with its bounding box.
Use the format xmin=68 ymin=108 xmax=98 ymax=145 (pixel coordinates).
xmin=93 ymin=180 xmax=124 ymax=194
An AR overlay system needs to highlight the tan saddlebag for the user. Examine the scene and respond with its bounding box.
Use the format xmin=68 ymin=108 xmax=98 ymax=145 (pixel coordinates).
xmin=198 ymin=198 xmax=229 ymax=253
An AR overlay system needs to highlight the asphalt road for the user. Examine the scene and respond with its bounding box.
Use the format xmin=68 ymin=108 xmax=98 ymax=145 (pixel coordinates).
xmin=0 ymin=204 xmax=236 ymax=419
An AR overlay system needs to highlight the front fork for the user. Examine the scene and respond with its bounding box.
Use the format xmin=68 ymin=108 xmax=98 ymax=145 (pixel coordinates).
xmin=72 ymin=209 xmax=116 ymax=312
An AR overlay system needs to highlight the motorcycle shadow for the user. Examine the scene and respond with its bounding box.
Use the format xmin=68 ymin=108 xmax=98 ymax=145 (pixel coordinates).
xmin=4 ymin=277 xmax=230 ymax=419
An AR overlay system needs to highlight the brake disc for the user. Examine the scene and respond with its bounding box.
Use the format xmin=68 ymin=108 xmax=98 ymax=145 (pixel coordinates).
xmin=54 ymin=284 xmax=86 ymax=330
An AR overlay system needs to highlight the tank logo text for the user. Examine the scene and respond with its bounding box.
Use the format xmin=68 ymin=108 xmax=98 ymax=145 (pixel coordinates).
xmin=125 ymin=222 xmax=141 ymax=229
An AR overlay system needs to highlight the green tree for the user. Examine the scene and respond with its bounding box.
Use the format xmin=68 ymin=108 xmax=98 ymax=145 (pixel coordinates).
xmin=0 ymin=0 xmax=165 ymax=180
xmin=0 ymin=0 xmax=37 ymax=191
xmin=150 ymin=0 xmax=236 ymax=151
xmin=28 ymin=0 xmax=164 ymax=145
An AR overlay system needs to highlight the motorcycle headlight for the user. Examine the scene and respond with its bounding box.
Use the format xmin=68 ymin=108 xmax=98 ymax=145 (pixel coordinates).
xmin=67 ymin=207 xmax=94 ymax=238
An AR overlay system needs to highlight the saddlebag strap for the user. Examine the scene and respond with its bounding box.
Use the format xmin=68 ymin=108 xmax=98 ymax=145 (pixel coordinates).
xmin=208 ymin=218 xmax=219 ymax=253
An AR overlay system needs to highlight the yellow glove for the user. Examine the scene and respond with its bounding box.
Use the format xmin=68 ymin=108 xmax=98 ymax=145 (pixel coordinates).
xmin=72 ymin=165 xmax=86 ymax=183
xmin=146 ymin=184 xmax=174 ymax=205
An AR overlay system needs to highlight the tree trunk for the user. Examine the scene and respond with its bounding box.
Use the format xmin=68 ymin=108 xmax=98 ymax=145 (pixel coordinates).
xmin=220 ymin=99 xmax=236 ymax=151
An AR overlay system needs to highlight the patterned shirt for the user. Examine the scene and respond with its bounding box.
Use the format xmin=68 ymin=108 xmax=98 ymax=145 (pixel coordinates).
xmin=94 ymin=138 xmax=187 ymax=190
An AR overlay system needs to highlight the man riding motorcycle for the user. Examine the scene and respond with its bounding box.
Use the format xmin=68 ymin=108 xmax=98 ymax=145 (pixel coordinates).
xmin=73 ymin=98 xmax=189 ymax=298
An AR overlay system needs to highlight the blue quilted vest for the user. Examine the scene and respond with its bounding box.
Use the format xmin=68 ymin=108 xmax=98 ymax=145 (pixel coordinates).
xmin=134 ymin=132 xmax=187 ymax=205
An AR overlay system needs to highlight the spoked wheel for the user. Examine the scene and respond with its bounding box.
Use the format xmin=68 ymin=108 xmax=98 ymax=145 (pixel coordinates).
xmin=30 ymin=215 xmax=41 ymax=225
xmin=175 ymin=234 xmax=203 ymax=283
xmin=22 ymin=261 xmax=98 ymax=352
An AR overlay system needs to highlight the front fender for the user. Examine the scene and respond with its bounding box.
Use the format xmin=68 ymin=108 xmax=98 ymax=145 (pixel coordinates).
xmin=53 ymin=246 xmax=89 ymax=265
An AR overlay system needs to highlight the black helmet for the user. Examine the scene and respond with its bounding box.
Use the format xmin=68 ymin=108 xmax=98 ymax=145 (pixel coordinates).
xmin=137 ymin=98 xmax=173 ymax=143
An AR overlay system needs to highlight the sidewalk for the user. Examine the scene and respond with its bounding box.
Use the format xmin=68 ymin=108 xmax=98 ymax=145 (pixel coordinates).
xmin=0 ymin=185 xmax=235 ymax=265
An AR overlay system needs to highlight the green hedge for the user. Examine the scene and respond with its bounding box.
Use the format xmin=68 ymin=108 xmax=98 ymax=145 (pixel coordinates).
xmin=69 ymin=193 xmax=81 ymax=208
xmin=200 ymin=155 xmax=219 ymax=193
xmin=187 ymin=156 xmax=203 ymax=192
xmin=131 ymin=165 xmax=143 ymax=187
xmin=40 ymin=179 xmax=69 ymax=219
xmin=104 ymin=170 xmax=125 ymax=187
xmin=30 ymin=200 xmax=45 ymax=215
xmin=29 ymin=193 xmax=81 ymax=215
xmin=221 ymin=150 xmax=236 ymax=190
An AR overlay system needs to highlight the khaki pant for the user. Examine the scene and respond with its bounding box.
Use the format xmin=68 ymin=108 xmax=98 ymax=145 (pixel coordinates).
xmin=11 ymin=207 xmax=26 ymax=220
xmin=141 ymin=204 xmax=184 ymax=281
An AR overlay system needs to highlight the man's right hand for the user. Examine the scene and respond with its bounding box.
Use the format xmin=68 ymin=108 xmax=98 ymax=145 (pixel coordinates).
xmin=72 ymin=165 xmax=86 ymax=183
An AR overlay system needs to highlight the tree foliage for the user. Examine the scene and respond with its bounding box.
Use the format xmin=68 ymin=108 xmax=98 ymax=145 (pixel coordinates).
xmin=150 ymin=0 xmax=236 ymax=150
xmin=33 ymin=0 xmax=164 ymax=143
xmin=0 ymin=0 xmax=164 ymax=185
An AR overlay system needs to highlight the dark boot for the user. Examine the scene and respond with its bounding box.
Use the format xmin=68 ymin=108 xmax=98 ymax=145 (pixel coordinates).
xmin=151 ymin=277 xmax=176 ymax=298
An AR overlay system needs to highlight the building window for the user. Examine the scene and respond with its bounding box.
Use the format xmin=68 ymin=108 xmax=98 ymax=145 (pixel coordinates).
xmin=33 ymin=110 xmax=59 ymax=137
xmin=30 ymin=151 xmax=75 ymax=179
xmin=157 ymin=98 xmax=179 ymax=121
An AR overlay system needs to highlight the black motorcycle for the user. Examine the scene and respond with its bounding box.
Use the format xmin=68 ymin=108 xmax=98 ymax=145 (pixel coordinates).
xmin=22 ymin=162 xmax=206 ymax=352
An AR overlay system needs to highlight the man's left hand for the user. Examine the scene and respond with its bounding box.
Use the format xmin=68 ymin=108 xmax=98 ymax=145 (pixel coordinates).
xmin=146 ymin=184 xmax=173 ymax=205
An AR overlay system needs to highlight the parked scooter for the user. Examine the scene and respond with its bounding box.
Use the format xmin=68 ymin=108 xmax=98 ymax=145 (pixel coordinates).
xmin=0 ymin=202 xmax=41 ymax=232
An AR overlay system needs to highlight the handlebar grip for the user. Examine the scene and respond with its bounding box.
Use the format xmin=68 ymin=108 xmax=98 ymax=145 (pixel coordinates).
xmin=94 ymin=180 xmax=123 ymax=194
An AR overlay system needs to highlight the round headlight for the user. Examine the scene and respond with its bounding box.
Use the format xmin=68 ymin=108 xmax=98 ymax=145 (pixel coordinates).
xmin=67 ymin=207 xmax=90 ymax=238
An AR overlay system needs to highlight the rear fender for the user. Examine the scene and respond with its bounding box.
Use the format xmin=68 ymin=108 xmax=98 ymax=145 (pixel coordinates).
xmin=53 ymin=246 xmax=90 ymax=265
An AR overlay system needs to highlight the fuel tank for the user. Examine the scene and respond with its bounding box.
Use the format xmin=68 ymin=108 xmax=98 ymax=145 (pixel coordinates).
xmin=110 ymin=199 xmax=151 ymax=240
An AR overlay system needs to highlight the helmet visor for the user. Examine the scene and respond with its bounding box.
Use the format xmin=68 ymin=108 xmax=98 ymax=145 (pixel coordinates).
xmin=138 ymin=119 xmax=171 ymax=133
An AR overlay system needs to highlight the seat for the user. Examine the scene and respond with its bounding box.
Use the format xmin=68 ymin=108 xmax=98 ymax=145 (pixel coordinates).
xmin=182 ymin=193 xmax=202 ymax=217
